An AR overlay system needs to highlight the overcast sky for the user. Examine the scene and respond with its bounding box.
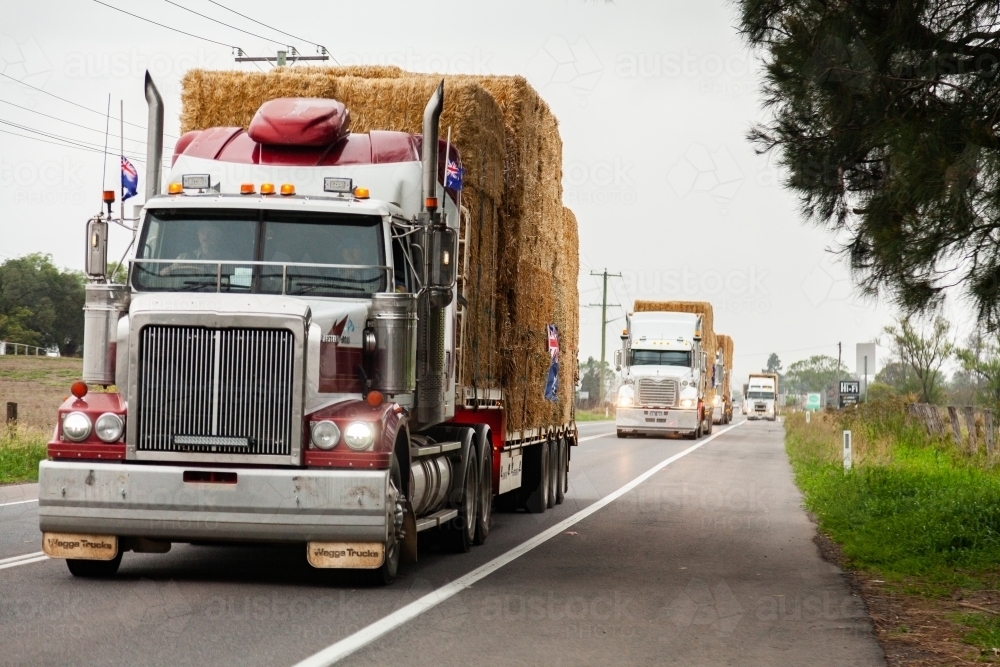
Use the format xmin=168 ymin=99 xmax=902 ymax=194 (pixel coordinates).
xmin=0 ymin=0 xmax=976 ymax=385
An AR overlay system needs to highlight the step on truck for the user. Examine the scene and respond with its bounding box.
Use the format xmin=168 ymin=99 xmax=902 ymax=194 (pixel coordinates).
xmin=613 ymin=301 xmax=716 ymax=439
xmin=38 ymin=74 xmax=576 ymax=584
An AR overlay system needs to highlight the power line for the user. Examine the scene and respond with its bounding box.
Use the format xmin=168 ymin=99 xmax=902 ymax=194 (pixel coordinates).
xmin=162 ymin=0 xmax=291 ymax=48
xmin=0 ymin=98 xmax=150 ymax=148
xmin=92 ymin=0 xmax=240 ymax=50
xmin=0 ymin=119 xmax=146 ymax=162
xmin=0 ymin=127 xmax=144 ymax=162
xmin=0 ymin=71 xmax=178 ymax=140
xmin=207 ymin=0 xmax=337 ymax=64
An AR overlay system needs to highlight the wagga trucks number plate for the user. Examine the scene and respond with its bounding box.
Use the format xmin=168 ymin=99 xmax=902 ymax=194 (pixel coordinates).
xmin=42 ymin=533 xmax=118 ymax=560
xmin=307 ymin=542 xmax=384 ymax=569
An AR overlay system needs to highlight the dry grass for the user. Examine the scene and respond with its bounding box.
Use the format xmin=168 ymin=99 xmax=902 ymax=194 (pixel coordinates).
xmin=0 ymin=356 xmax=79 ymax=431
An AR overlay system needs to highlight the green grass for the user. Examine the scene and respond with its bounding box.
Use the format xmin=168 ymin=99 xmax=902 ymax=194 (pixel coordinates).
xmin=786 ymin=401 xmax=1000 ymax=650
xmin=575 ymin=409 xmax=614 ymax=422
xmin=0 ymin=427 xmax=47 ymax=485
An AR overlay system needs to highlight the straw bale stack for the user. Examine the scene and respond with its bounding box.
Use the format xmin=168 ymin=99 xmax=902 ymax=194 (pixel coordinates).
xmin=717 ymin=334 xmax=734 ymax=371
xmin=180 ymin=67 xmax=578 ymax=431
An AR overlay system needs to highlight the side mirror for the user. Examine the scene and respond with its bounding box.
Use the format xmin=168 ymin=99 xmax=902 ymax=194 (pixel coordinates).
xmin=427 ymin=226 xmax=457 ymax=288
xmin=614 ymin=349 xmax=622 ymax=371
xmin=86 ymin=217 xmax=108 ymax=278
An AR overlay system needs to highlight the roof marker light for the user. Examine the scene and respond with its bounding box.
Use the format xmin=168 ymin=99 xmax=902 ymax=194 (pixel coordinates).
xmin=354 ymin=186 xmax=370 ymax=199
xmin=181 ymin=174 xmax=211 ymax=189
xmin=280 ymin=184 xmax=295 ymax=196
xmin=167 ymin=182 xmax=183 ymax=194
xmin=260 ymin=183 xmax=275 ymax=195
xmin=323 ymin=177 xmax=352 ymax=193
xmin=240 ymin=183 xmax=256 ymax=195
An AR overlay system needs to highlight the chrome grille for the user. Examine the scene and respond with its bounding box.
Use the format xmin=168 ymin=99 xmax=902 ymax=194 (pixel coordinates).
xmin=637 ymin=378 xmax=678 ymax=407
xmin=137 ymin=326 xmax=295 ymax=456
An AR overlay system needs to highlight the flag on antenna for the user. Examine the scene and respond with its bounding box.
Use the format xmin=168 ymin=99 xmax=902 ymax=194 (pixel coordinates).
xmin=121 ymin=156 xmax=138 ymax=201
xmin=445 ymin=159 xmax=463 ymax=190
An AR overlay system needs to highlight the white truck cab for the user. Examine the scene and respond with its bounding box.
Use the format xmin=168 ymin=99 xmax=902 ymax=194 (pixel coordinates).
xmin=614 ymin=311 xmax=713 ymax=439
xmin=745 ymin=373 xmax=778 ymax=421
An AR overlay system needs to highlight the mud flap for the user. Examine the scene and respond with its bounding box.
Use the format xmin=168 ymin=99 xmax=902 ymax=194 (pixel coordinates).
xmin=400 ymin=501 xmax=418 ymax=564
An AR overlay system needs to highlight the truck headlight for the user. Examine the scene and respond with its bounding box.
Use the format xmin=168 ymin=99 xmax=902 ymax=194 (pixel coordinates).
xmin=95 ymin=413 xmax=124 ymax=442
xmin=310 ymin=420 xmax=341 ymax=450
xmin=344 ymin=422 xmax=375 ymax=451
xmin=713 ymin=396 xmax=722 ymax=407
xmin=617 ymin=385 xmax=634 ymax=407
xmin=62 ymin=412 xmax=92 ymax=442
xmin=679 ymin=399 xmax=696 ymax=409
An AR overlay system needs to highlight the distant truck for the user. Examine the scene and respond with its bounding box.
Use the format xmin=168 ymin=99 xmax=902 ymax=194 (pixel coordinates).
xmin=614 ymin=301 xmax=715 ymax=439
xmin=745 ymin=373 xmax=778 ymax=421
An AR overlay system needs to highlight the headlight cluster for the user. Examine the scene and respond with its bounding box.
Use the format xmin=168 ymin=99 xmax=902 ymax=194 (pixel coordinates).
xmin=62 ymin=412 xmax=123 ymax=443
xmin=310 ymin=420 xmax=375 ymax=451
xmin=679 ymin=398 xmax=696 ymax=408
xmin=617 ymin=385 xmax=634 ymax=407
xmin=713 ymin=395 xmax=722 ymax=406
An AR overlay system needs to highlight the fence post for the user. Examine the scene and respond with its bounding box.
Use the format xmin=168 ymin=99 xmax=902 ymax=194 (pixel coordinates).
xmin=985 ymin=410 xmax=995 ymax=454
xmin=806 ymin=410 xmax=811 ymax=424
xmin=964 ymin=407 xmax=979 ymax=453
xmin=843 ymin=430 xmax=852 ymax=471
xmin=947 ymin=406 xmax=962 ymax=444
xmin=5 ymin=402 xmax=16 ymax=426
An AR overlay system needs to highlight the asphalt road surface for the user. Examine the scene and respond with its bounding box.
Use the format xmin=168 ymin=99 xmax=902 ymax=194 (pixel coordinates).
xmin=0 ymin=419 xmax=885 ymax=666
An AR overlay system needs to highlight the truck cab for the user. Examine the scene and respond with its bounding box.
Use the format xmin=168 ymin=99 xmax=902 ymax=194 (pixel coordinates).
xmin=613 ymin=311 xmax=713 ymax=439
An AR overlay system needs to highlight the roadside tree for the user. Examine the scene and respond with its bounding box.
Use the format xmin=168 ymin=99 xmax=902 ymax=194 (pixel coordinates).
xmin=881 ymin=315 xmax=953 ymax=404
xmin=0 ymin=254 xmax=85 ymax=355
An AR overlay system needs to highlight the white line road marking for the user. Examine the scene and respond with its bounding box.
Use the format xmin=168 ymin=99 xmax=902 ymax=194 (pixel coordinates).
xmin=292 ymin=421 xmax=744 ymax=667
xmin=0 ymin=498 xmax=38 ymax=508
xmin=0 ymin=551 xmax=48 ymax=570
xmin=577 ymin=431 xmax=614 ymax=443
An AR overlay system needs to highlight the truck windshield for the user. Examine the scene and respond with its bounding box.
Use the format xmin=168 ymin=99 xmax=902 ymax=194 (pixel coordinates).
xmin=748 ymin=391 xmax=774 ymax=399
xmin=630 ymin=350 xmax=691 ymax=366
xmin=132 ymin=209 xmax=387 ymax=297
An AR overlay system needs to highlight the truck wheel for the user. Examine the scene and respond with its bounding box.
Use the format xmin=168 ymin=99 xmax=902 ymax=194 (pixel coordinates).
xmin=616 ymin=429 xmax=628 ymax=438
xmin=546 ymin=438 xmax=559 ymax=509
xmin=66 ymin=551 xmax=123 ymax=578
xmin=555 ymin=436 xmax=567 ymax=505
xmin=447 ymin=448 xmax=478 ymax=553
xmin=368 ymin=454 xmax=404 ymax=585
xmin=705 ymin=416 xmax=713 ymax=435
xmin=524 ymin=440 xmax=550 ymax=514
xmin=474 ymin=435 xmax=492 ymax=546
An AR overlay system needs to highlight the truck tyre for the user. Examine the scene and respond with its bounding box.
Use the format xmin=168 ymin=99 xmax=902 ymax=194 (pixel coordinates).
xmin=474 ymin=428 xmax=492 ymax=546
xmin=616 ymin=429 xmax=628 ymax=438
xmin=66 ymin=550 xmax=123 ymax=578
xmin=555 ymin=436 xmax=567 ymax=505
xmin=367 ymin=455 xmax=403 ymax=585
xmin=705 ymin=415 xmax=713 ymax=435
xmin=546 ymin=438 xmax=558 ymax=509
xmin=447 ymin=448 xmax=478 ymax=553
xmin=524 ymin=440 xmax=550 ymax=514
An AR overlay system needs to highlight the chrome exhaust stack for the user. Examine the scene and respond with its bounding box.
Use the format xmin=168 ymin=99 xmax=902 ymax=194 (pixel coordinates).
xmin=144 ymin=71 xmax=163 ymax=201
xmin=414 ymin=81 xmax=456 ymax=428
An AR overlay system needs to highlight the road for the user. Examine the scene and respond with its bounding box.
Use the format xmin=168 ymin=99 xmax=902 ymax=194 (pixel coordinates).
xmin=0 ymin=419 xmax=885 ymax=666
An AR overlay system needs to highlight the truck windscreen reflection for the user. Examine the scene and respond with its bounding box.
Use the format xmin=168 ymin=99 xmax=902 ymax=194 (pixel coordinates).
xmin=132 ymin=209 xmax=387 ymax=298
xmin=630 ymin=350 xmax=692 ymax=366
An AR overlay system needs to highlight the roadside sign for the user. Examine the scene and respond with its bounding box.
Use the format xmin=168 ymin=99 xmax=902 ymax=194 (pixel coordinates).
xmin=805 ymin=393 xmax=822 ymax=411
xmin=577 ymin=391 xmax=589 ymax=400
xmin=839 ymin=381 xmax=860 ymax=394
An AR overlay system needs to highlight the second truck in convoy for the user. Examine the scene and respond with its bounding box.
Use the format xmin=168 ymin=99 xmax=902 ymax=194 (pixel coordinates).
xmin=614 ymin=301 xmax=717 ymax=439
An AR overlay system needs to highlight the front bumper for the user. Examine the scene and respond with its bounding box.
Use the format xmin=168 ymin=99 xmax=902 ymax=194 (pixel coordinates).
xmin=38 ymin=461 xmax=389 ymax=543
xmin=616 ymin=406 xmax=699 ymax=433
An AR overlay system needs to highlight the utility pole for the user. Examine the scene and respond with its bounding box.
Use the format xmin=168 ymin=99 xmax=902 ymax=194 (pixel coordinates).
xmin=586 ymin=269 xmax=623 ymax=409
xmin=836 ymin=341 xmax=842 ymax=410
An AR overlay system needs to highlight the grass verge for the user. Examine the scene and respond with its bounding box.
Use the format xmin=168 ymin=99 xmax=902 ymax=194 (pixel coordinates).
xmin=0 ymin=426 xmax=48 ymax=485
xmin=786 ymin=399 xmax=1000 ymax=661
xmin=575 ymin=409 xmax=614 ymax=422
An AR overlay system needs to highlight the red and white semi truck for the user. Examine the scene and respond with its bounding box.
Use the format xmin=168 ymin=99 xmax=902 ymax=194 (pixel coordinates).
xmin=38 ymin=74 xmax=575 ymax=584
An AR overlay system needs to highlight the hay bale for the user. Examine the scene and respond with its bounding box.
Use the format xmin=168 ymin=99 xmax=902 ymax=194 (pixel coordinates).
xmin=180 ymin=67 xmax=578 ymax=432
xmin=717 ymin=334 xmax=734 ymax=370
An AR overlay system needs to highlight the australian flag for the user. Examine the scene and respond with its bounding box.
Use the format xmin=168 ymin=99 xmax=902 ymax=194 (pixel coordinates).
xmin=445 ymin=159 xmax=463 ymax=190
xmin=121 ymin=156 xmax=138 ymax=201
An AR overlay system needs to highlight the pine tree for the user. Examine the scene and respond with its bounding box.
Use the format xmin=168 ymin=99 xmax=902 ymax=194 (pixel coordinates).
xmin=737 ymin=1 xmax=1000 ymax=326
